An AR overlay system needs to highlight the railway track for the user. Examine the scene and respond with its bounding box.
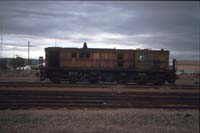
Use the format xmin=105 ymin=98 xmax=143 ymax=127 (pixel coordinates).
xmin=0 ymin=81 xmax=199 ymax=89
xmin=0 ymin=89 xmax=199 ymax=109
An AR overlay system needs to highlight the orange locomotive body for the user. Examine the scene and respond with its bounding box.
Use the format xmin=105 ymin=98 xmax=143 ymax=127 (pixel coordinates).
xmin=40 ymin=42 xmax=177 ymax=84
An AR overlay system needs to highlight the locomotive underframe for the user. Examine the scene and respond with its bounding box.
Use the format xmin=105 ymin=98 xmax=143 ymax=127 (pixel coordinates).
xmin=41 ymin=67 xmax=176 ymax=84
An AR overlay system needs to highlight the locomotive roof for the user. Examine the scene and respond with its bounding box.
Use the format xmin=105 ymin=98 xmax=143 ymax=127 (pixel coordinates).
xmin=45 ymin=47 xmax=169 ymax=53
xmin=45 ymin=42 xmax=169 ymax=52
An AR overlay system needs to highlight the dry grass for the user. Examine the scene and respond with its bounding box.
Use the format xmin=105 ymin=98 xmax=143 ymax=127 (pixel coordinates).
xmin=176 ymin=74 xmax=199 ymax=85
xmin=0 ymin=71 xmax=39 ymax=82
xmin=0 ymin=108 xmax=199 ymax=133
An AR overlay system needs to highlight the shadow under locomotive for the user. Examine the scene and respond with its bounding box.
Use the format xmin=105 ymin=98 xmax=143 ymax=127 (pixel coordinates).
xmin=39 ymin=42 xmax=178 ymax=85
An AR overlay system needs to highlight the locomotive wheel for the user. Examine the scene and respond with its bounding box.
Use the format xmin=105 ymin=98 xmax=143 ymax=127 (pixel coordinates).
xmin=68 ymin=76 xmax=77 ymax=83
xmin=137 ymin=82 xmax=144 ymax=85
xmin=153 ymin=78 xmax=165 ymax=85
xmin=167 ymin=80 xmax=175 ymax=84
xmin=69 ymin=79 xmax=76 ymax=84
xmin=116 ymin=73 xmax=128 ymax=84
xmin=153 ymin=81 xmax=164 ymax=85
xmin=117 ymin=79 xmax=128 ymax=84
xmin=87 ymin=72 xmax=98 ymax=83
xmin=136 ymin=73 xmax=147 ymax=85
xmin=50 ymin=72 xmax=61 ymax=83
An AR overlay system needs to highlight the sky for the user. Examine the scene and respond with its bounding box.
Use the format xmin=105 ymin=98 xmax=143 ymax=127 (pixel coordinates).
xmin=0 ymin=1 xmax=199 ymax=60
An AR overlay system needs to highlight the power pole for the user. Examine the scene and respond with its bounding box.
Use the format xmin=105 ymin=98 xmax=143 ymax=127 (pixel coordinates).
xmin=13 ymin=47 xmax=14 ymax=59
xmin=54 ymin=39 xmax=57 ymax=47
xmin=28 ymin=41 xmax=30 ymax=66
xmin=0 ymin=26 xmax=2 ymax=59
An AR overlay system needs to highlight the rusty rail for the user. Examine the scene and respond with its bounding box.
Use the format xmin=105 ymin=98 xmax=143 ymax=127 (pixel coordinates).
xmin=0 ymin=81 xmax=199 ymax=89
xmin=0 ymin=89 xmax=199 ymax=109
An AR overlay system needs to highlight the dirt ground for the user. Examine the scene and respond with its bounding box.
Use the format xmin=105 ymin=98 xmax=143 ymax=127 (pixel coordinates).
xmin=0 ymin=108 xmax=199 ymax=133
xmin=0 ymin=71 xmax=39 ymax=82
xmin=175 ymin=74 xmax=199 ymax=85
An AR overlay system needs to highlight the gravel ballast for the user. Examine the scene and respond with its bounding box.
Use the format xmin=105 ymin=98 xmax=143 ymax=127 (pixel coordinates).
xmin=0 ymin=108 xmax=199 ymax=133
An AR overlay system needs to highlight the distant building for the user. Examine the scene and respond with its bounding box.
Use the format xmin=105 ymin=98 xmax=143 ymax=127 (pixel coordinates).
xmin=17 ymin=65 xmax=31 ymax=71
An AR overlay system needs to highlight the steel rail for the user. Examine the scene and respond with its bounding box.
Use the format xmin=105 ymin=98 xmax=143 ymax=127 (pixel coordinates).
xmin=0 ymin=90 xmax=199 ymax=109
xmin=0 ymin=81 xmax=199 ymax=89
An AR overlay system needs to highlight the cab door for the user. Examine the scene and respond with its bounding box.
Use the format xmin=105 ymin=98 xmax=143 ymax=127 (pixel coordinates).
xmin=48 ymin=50 xmax=60 ymax=67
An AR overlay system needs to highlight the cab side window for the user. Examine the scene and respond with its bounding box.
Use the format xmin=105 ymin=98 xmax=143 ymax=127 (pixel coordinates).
xmin=86 ymin=53 xmax=90 ymax=58
xmin=79 ymin=53 xmax=90 ymax=58
xmin=139 ymin=52 xmax=149 ymax=62
xmin=79 ymin=53 xmax=84 ymax=58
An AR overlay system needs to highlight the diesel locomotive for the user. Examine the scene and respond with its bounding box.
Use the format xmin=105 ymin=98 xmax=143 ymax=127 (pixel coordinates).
xmin=39 ymin=42 xmax=178 ymax=84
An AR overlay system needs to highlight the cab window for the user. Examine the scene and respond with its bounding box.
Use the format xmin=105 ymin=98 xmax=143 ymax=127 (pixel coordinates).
xmin=139 ymin=53 xmax=149 ymax=61
xmin=86 ymin=53 xmax=90 ymax=58
xmin=79 ymin=53 xmax=84 ymax=58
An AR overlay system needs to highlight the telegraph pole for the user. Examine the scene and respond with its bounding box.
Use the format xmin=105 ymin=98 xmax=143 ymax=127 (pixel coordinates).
xmin=13 ymin=47 xmax=14 ymax=59
xmin=0 ymin=26 xmax=3 ymax=59
xmin=54 ymin=39 xmax=57 ymax=47
xmin=28 ymin=41 xmax=30 ymax=66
